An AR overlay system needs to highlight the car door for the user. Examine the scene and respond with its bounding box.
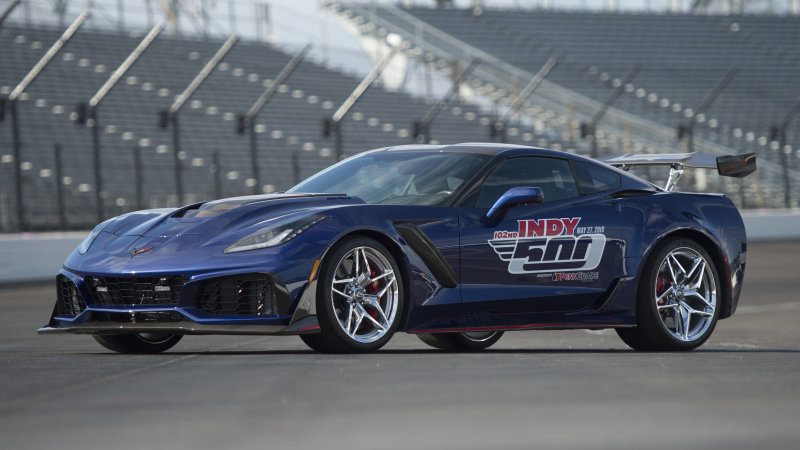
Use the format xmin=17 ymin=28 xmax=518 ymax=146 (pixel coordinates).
xmin=458 ymin=156 xmax=627 ymax=316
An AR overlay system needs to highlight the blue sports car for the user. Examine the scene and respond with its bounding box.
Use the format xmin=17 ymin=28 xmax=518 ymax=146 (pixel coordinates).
xmin=39 ymin=144 xmax=755 ymax=353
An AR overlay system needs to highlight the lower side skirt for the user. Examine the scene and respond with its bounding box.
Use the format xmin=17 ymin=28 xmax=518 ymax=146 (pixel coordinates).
xmin=408 ymin=323 xmax=634 ymax=334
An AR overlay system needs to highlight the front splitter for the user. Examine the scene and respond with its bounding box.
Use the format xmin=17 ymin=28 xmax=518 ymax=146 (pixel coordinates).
xmin=38 ymin=316 xmax=320 ymax=336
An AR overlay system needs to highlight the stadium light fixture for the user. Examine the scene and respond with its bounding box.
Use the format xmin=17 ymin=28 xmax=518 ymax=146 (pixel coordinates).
xmin=412 ymin=58 xmax=480 ymax=144
xmin=77 ymin=23 xmax=163 ymax=223
xmin=769 ymin=96 xmax=800 ymax=208
xmin=324 ymin=46 xmax=399 ymax=161
xmin=580 ymin=63 xmax=641 ymax=158
xmin=0 ymin=1 xmax=21 ymax=29
xmin=490 ymin=57 xmax=556 ymax=143
xmin=161 ymin=34 xmax=239 ymax=205
xmin=677 ymin=67 xmax=737 ymax=155
xmin=238 ymin=43 xmax=310 ymax=193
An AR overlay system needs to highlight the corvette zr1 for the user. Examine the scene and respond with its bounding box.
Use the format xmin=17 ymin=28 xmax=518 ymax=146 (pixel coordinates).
xmin=39 ymin=143 xmax=755 ymax=353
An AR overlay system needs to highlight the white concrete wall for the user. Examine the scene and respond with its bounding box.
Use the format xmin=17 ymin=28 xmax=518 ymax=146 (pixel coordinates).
xmin=0 ymin=232 xmax=85 ymax=284
xmin=741 ymin=210 xmax=800 ymax=242
xmin=0 ymin=210 xmax=798 ymax=283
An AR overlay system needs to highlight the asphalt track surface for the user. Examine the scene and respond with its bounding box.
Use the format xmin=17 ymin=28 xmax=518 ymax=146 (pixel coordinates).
xmin=1 ymin=242 xmax=798 ymax=450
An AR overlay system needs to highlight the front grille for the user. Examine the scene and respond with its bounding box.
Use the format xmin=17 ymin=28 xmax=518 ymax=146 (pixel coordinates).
xmin=197 ymin=276 xmax=277 ymax=316
xmin=87 ymin=276 xmax=185 ymax=306
xmin=56 ymin=275 xmax=85 ymax=317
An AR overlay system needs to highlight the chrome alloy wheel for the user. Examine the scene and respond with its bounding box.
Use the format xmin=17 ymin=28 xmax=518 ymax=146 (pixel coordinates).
xmin=330 ymin=246 xmax=399 ymax=344
xmin=655 ymin=247 xmax=717 ymax=342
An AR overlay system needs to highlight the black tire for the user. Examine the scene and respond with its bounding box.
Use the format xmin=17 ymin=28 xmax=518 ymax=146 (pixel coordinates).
xmin=93 ymin=333 xmax=183 ymax=354
xmin=617 ymin=238 xmax=721 ymax=351
xmin=417 ymin=331 xmax=504 ymax=351
xmin=299 ymin=333 xmax=338 ymax=353
xmin=303 ymin=236 xmax=404 ymax=354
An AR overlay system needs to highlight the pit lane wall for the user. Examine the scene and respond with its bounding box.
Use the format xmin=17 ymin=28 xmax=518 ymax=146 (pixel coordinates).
xmin=1 ymin=211 xmax=799 ymax=284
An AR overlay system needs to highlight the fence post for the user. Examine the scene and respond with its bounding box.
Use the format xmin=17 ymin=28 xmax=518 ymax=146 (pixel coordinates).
xmin=53 ymin=143 xmax=67 ymax=229
xmin=212 ymin=151 xmax=222 ymax=199
xmin=133 ymin=144 xmax=144 ymax=211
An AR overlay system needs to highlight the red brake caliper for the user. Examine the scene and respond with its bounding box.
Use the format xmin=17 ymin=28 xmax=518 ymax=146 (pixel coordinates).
xmin=656 ymin=273 xmax=668 ymax=315
xmin=367 ymin=267 xmax=380 ymax=293
xmin=367 ymin=267 xmax=381 ymax=321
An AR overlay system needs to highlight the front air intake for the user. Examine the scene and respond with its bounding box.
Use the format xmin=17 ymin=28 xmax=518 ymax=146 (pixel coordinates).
xmin=56 ymin=275 xmax=86 ymax=317
xmin=197 ymin=275 xmax=277 ymax=316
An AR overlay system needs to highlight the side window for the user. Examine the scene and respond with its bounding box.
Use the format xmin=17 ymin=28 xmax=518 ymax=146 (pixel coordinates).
xmin=475 ymin=157 xmax=579 ymax=208
xmin=572 ymin=160 xmax=621 ymax=195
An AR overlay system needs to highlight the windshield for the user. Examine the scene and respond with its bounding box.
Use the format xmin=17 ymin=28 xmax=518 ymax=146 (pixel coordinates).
xmin=288 ymin=151 xmax=491 ymax=206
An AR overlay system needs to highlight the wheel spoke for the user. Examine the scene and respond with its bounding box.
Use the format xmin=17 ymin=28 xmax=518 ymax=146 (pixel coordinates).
xmin=363 ymin=295 xmax=390 ymax=327
xmin=353 ymin=251 xmax=360 ymax=277
xmin=332 ymin=277 xmax=356 ymax=284
xmin=685 ymin=257 xmax=703 ymax=280
xmin=680 ymin=305 xmax=692 ymax=340
xmin=670 ymin=254 xmax=687 ymax=275
xmin=332 ymin=287 xmax=352 ymax=300
xmin=665 ymin=256 xmax=679 ymax=284
xmin=351 ymin=305 xmax=365 ymax=336
xmin=376 ymin=277 xmax=396 ymax=298
xmin=368 ymin=270 xmax=394 ymax=284
xmin=360 ymin=305 xmax=387 ymax=332
xmin=656 ymin=288 xmax=671 ymax=304
xmin=344 ymin=303 xmax=354 ymax=335
xmin=689 ymin=262 xmax=706 ymax=290
xmin=362 ymin=249 xmax=371 ymax=278
xmin=658 ymin=303 xmax=678 ymax=311
xmin=684 ymin=289 xmax=713 ymax=309
xmin=672 ymin=305 xmax=684 ymax=337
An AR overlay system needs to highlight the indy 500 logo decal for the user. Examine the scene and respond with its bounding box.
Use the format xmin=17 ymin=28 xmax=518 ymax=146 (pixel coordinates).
xmin=488 ymin=217 xmax=606 ymax=274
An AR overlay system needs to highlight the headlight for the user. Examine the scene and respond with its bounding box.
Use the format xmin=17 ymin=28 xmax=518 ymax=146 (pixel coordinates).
xmin=76 ymin=218 xmax=115 ymax=255
xmin=224 ymin=215 xmax=326 ymax=254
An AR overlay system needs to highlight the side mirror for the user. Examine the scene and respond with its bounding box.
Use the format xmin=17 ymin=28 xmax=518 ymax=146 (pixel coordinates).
xmin=484 ymin=186 xmax=544 ymax=224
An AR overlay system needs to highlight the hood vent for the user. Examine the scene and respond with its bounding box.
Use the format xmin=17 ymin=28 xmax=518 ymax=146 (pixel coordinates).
xmin=178 ymin=202 xmax=241 ymax=219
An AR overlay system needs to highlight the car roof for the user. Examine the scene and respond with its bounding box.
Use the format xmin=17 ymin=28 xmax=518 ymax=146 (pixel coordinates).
xmin=377 ymin=142 xmax=656 ymax=191
xmin=380 ymin=143 xmax=572 ymax=158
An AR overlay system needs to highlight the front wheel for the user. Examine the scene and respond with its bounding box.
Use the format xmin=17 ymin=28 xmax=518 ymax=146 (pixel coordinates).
xmin=93 ymin=333 xmax=183 ymax=354
xmin=417 ymin=331 xmax=504 ymax=351
xmin=303 ymin=237 xmax=404 ymax=353
xmin=617 ymin=238 xmax=720 ymax=351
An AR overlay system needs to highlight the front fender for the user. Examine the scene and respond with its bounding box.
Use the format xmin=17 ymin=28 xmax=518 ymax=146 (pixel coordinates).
xmin=288 ymin=205 xmax=462 ymax=331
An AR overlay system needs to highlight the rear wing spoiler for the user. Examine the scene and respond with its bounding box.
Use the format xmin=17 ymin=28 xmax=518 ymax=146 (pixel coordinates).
xmin=600 ymin=152 xmax=756 ymax=191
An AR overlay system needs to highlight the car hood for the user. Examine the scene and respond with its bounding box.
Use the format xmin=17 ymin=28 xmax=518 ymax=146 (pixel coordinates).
xmin=106 ymin=193 xmax=361 ymax=238
xmin=65 ymin=193 xmax=362 ymax=274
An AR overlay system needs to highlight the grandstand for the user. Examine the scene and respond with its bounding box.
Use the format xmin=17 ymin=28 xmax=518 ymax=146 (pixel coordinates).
xmin=332 ymin=2 xmax=800 ymax=209
xmin=1 ymin=1 xmax=799 ymax=232
xmin=386 ymin=6 xmax=800 ymax=154
xmin=0 ymin=21 xmax=546 ymax=231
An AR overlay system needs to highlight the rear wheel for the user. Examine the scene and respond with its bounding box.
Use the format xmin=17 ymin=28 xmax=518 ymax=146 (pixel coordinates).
xmin=417 ymin=331 xmax=504 ymax=351
xmin=617 ymin=238 xmax=720 ymax=351
xmin=302 ymin=237 xmax=404 ymax=353
xmin=93 ymin=333 xmax=183 ymax=354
